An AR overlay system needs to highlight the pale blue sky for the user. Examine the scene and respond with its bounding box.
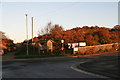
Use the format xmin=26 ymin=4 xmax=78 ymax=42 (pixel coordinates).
xmin=1 ymin=2 xmax=118 ymax=43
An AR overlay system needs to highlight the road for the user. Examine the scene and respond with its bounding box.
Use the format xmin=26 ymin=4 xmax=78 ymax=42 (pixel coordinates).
xmin=2 ymin=57 xmax=109 ymax=78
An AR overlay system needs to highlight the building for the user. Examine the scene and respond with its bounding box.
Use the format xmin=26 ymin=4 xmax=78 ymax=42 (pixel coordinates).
xmin=36 ymin=40 xmax=54 ymax=53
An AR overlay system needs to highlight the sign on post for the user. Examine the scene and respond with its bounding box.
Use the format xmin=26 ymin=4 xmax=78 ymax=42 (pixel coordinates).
xmin=79 ymin=42 xmax=86 ymax=47
xmin=73 ymin=47 xmax=78 ymax=54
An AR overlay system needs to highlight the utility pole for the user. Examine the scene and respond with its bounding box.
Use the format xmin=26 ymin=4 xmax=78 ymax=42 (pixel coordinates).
xmin=25 ymin=14 xmax=28 ymax=40
xmin=25 ymin=14 xmax=29 ymax=55
xmin=31 ymin=17 xmax=35 ymax=53
xmin=32 ymin=17 xmax=34 ymax=41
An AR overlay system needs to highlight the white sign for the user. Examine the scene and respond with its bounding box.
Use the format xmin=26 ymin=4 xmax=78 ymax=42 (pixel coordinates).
xmin=68 ymin=43 xmax=71 ymax=49
xmin=74 ymin=48 xmax=78 ymax=51
xmin=72 ymin=43 xmax=78 ymax=48
xmin=79 ymin=42 xmax=86 ymax=47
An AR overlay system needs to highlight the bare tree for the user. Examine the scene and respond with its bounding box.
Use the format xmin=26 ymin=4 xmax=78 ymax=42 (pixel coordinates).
xmin=38 ymin=22 xmax=54 ymax=36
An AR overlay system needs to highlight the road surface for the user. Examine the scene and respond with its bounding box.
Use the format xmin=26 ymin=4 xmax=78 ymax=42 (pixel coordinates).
xmin=2 ymin=57 xmax=108 ymax=78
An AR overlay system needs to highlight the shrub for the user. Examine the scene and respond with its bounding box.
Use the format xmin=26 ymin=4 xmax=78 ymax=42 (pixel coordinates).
xmin=65 ymin=49 xmax=73 ymax=54
xmin=15 ymin=45 xmax=39 ymax=55
xmin=78 ymin=52 xmax=85 ymax=55
xmin=52 ymin=49 xmax=62 ymax=55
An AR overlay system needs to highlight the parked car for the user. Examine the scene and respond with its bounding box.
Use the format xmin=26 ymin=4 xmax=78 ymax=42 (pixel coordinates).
xmin=0 ymin=49 xmax=4 ymax=55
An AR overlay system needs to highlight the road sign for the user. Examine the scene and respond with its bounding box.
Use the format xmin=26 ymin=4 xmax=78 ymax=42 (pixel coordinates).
xmin=61 ymin=47 xmax=64 ymax=50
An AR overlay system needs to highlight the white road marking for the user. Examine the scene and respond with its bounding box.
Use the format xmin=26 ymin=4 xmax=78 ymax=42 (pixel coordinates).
xmin=70 ymin=62 xmax=109 ymax=78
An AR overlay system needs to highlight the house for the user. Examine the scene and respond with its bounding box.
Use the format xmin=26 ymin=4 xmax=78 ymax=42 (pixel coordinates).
xmin=36 ymin=40 xmax=54 ymax=53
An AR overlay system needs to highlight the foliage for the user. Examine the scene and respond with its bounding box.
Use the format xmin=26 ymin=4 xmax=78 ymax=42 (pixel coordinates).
xmin=0 ymin=31 xmax=14 ymax=52
xmin=112 ymin=25 xmax=120 ymax=31
xmin=15 ymin=44 xmax=38 ymax=55
xmin=36 ymin=24 xmax=119 ymax=51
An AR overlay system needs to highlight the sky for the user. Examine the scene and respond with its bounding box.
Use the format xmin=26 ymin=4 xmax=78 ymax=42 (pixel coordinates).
xmin=0 ymin=0 xmax=119 ymax=43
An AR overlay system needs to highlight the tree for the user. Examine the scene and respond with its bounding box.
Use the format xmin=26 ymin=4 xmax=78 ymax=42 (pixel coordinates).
xmin=113 ymin=25 xmax=120 ymax=31
xmin=97 ymin=30 xmax=111 ymax=44
xmin=82 ymin=26 xmax=90 ymax=29
xmin=50 ymin=24 xmax=64 ymax=41
xmin=0 ymin=31 xmax=7 ymax=39
xmin=0 ymin=31 xmax=14 ymax=52
xmin=38 ymin=22 xmax=54 ymax=35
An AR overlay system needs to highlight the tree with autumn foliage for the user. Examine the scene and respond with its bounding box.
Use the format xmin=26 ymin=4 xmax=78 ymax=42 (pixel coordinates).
xmin=49 ymin=24 xmax=64 ymax=49
xmin=0 ymin=31 xmax=14 ymax=52
xmin=96 ymin=30 xmax=111 ymax=44
xmin=36 ymin=23 xmax=119 ymax=51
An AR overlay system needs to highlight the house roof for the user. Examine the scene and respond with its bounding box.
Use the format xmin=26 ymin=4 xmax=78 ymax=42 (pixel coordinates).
xmin=37 ymin=39 xmax=54 ymax=43
xmin=37 ymin=40 xmax=47 ymax=43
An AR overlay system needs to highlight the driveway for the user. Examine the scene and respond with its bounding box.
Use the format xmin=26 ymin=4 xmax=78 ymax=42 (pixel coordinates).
xmin=2 ymin=57 xmax=108 ymax=78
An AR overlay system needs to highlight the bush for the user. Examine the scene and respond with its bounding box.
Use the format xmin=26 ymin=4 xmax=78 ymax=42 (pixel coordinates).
xmin=78 ymin=52 xmax=85 ymax=55
xmin=52 ymin=50 xmax=61 ymax=55
xmin=65 ymin=49 xmax=73 ymax=54
xmin=15 ymin=44 xmax=39 ymax=55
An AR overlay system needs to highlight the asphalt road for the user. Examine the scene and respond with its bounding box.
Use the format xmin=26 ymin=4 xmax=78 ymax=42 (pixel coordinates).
xmin=2 ymin=57 xmax=109 ymax=78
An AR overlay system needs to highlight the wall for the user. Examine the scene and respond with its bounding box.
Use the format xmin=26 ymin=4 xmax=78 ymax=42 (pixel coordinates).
xmin=73 ymin=43 xmax=119 ymax=54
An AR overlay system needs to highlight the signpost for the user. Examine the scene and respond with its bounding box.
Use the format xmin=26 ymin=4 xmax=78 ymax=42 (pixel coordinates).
xmin=79 ymin=42 xmax=86 ymax=47
xmin=73 ymin=47 xmax=78 ymax=54
xmin=61 ymin=40 xmax=64 ymax=51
